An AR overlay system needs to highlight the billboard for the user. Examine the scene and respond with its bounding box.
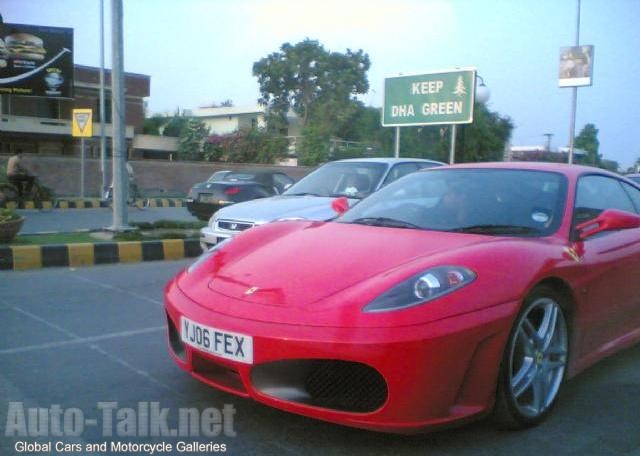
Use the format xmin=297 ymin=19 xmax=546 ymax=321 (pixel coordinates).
xmin=559 ymin=45 xmax=594 ymax=87
xmin=383 ymin=69 xmax=476 ymax=127
xmin=0 ymin=22 xmax=73 ymax=98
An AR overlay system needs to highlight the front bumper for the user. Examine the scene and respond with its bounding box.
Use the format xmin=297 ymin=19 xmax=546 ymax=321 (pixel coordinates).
xmin=200 ymin=220 xmax=258 ymax=251
xmin=186 ymin=200 xmax=226 ymax=220
xmin=164 ymin=278 xmax=518 ymax=433
xmin=200 ymin=226 xmax=230 ymax=250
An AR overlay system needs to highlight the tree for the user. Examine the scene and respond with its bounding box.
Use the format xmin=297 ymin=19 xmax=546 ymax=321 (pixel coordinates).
xmin=208 ymin=129 xmax=288 ymax=164
xmin=253 ymin=39 xmax=370 ymax=132
xmin=177 ymin=119 xmax=211 ymax=161
xmin=333 ymin=102 xmax=512 ymax=163
xmin=454 ymin=103 xmax=514 ymax=162
xmin=205 ymin=99 xmax=234 ymax=108
xmin=162 ymin=109 xmax=189 ymax=137
xmin=297 ymin=125 xmax=331 ymax=166
xmin=142 ymin=114 xmax=166 ymax=135
xmin=574 ymin=123 xmax=600 ymax=165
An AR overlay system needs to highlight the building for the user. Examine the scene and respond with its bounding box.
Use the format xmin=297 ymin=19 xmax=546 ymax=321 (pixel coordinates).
xmin=509 ymin=145 xmax=586 ymax=162
xmin=188 ymin=105 xmax=303 ymax=165
xmin=0 ymin=64 xmax=151 ymax=158
xmin=190 ymin=105 xmax=267 ymax=135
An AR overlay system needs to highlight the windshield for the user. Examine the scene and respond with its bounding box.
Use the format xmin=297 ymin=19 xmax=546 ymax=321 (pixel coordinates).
xmin=338 ymin=169 xmax=568 ymax=237
xmin=206 ymin=171 xmax=231 ymax=182
xmin=283 ymin=161 xmax=387 ymax=199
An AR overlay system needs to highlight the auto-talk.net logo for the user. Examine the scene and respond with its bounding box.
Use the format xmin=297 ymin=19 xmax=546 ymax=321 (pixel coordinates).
xmin=5 ymin=401 xmax=236 ymax=454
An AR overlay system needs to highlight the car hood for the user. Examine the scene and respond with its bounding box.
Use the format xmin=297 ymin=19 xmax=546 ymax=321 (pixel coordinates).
xmin=213 ymin=195 xmax=353 ymax=224
xmin=183 ymin=221 xmax=491 ymax=316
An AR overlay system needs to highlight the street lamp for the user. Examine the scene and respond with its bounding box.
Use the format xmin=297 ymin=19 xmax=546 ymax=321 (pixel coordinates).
xmin=449 ymin=74 xmax=490 ymax=164
xmin=475 ymin=75 xmax=491 ymax=104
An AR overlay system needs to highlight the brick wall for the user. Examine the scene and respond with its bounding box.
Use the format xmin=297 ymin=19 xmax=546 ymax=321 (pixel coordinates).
xmin=2 ymin=155 xmax=314 ymax=197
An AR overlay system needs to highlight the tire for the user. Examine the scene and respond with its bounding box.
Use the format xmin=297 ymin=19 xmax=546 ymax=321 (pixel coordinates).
xmin=0 ymin=183 xmax=20 ymax=205
xmin=494 ymin=285 xmax=569 ymax=429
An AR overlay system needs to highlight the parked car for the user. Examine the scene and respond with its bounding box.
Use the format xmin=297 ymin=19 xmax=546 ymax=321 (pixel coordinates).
xmin=166 ymin=162 xmax=640 ymax=433
xmin=186 ymin=170 xmax=295 ymax=221
xmin=626 ymin=173 xmax=640 ymax=185
xmin=200 ymin=157 xmax=444 ymax=249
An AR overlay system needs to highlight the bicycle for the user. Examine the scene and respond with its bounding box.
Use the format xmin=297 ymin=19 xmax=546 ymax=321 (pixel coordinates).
xmin=103 ymin=182 xmax=146 ymax=210
xmin=0 ymin=177 xmax=54 ymax=208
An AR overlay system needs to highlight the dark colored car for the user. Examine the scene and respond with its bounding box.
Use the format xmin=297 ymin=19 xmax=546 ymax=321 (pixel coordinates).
xmin=186 ymin=170 xmax=295 ymax=220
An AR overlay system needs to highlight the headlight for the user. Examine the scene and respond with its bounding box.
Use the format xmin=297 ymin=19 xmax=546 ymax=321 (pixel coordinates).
xmin=363 ymin=266 xmax=476 ymax=313
xmin=187 ymin=238 xmax=231 ymax=274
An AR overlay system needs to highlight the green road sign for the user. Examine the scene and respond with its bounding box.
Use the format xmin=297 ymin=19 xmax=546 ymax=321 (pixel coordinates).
xmin=382 ymin=69 xmax=476 ymax=126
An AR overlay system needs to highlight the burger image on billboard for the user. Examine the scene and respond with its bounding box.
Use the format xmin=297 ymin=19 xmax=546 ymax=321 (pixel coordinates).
xmin=5 ymin=32 xmax=46 ymax=61
xmin=0 ymin=38 xmax=8 ymax=68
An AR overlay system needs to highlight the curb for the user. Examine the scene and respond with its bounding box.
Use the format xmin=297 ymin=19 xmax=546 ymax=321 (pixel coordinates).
xmin=0 ymin=238 xmax=201 ymax=271
xmin=0 ymin=198 xmax=185 ymax=210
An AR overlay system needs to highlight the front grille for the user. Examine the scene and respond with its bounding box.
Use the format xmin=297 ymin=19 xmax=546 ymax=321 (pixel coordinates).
xmin=305 ymin=360 xmax=388 ymax=412
xmin=251 ymin=359 xmax=388 ymax=413
xmin=192 ymin=352 xmax=247 ymax=395
xmin=166 ymin=314 xmax=186 ymax=361
xmin=217 ymin=220 xmax=254 ymax=231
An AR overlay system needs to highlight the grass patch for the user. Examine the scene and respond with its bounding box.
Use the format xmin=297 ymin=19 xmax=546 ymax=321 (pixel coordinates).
xmin=131 ymin=220 xmax=206 ymax=230
xmin=113 ymin=231 xmax=144 ymax=242
xmin=6 ymin=228 xmax=198 ymax=246
xmin=8 ymin=232 xmax=97 ymax=246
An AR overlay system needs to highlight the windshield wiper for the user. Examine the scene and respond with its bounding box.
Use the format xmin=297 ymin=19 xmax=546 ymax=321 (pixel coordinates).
xmin=285 ymin=192 xmax=325 ymax=197
xmin=349 ymin=217 xmax=421 ymax=229
xmin=449 ymin=224 xmax=542 ymax=235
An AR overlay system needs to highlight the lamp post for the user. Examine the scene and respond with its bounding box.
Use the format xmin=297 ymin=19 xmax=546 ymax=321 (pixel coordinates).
xmin=449 ymin=74 xmax=490 ymax=164
xmin=475 ymin=75 xmax=491 ymax=105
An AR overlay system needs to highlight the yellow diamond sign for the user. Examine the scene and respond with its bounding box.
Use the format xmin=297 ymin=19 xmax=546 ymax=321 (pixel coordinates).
xmin=72 ymin=109 xmax=93 ymax=137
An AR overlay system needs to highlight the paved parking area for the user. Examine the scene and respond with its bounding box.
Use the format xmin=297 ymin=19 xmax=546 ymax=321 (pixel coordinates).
xmin=2 ymin=262 xmax=640 ymax=455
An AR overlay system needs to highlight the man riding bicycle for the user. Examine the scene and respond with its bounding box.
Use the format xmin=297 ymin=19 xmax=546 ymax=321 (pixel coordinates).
xmin=6 ymin=150 xmax=35 ymax=199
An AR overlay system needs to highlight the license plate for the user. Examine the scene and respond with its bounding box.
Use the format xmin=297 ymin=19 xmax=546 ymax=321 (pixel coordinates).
xmin=199 ymin=194 xmax=230 ymax=204
xmin=181 ymin=317 xmax=253 ymax=364
xmin=198 ymin=194 xmax=217 ymax=203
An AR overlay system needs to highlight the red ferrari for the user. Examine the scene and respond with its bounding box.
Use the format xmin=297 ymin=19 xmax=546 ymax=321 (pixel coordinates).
xmin=165 ymin=162 xmax=640 ymax=433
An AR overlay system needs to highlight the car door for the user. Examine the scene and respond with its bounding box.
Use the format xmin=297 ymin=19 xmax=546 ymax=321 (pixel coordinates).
xmin=572 ymin=174 xmax=640 ymax=356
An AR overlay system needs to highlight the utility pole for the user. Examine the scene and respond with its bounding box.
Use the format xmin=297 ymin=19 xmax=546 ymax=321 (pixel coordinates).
xmin=567 ymin=0 xmax=581 ymax=164
xmin=543 ymin=133 xmax=554 ymax=152
xmin=99 ymin=0 xmax=107 ymax=199
xmin=108 ymin=0 xmax=129 ymax=231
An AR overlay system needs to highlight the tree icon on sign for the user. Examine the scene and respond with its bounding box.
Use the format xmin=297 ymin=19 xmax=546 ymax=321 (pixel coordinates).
xmin=453 ymin=76 xmax=467 ymax=97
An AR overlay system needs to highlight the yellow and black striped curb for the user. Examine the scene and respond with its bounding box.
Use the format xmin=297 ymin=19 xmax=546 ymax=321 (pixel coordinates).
xmin=143 ymin=198 xmax=185 ymax=208
xmin=0 ymin=239 xmax=201 ymax=271
xmin=0 ymin=198 xmax=185 ymax=210
xmin=1 ymin=200 xmax=55 ymax=210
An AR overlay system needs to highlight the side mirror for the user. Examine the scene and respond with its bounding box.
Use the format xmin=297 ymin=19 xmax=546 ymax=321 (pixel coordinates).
xmin=576 ymin=208 xmax=640 ymax=240
xmin=331 ymin=196 xmax=350 ymax=215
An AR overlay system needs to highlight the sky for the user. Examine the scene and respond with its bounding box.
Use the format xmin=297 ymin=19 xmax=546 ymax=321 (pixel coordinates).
xmin=2 ymin=0 xmax=640 ymax=168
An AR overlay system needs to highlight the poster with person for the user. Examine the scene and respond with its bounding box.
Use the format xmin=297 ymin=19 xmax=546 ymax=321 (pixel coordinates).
xmin=559 ymin=45 xmax=594 ymax=87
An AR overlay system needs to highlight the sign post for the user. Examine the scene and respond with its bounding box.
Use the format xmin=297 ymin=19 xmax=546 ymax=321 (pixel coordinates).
xmin=559 ymin=44 xmax=594 ymax=165
xmin=383 ymin=68 xmax=476 ymax=162
xmin=72 ymin=108 xmax=93 ymax=198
